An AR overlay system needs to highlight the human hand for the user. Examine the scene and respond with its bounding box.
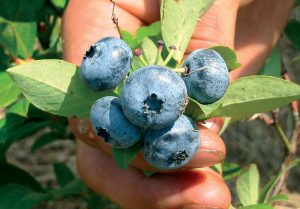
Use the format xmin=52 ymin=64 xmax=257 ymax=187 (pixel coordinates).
xmin=62 ymin=0 xmax=294 ymax=208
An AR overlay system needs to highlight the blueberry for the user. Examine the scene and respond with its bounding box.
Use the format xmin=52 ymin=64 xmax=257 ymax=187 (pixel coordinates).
xmin=183 ymin=49 xmax=229 ymax=104
xmin=90 ymin=96 xmax=142 ymax=148
xmin=142 ymin=115 xmax=200 ymax=170
xmin=120 ymin=65 xmax=188 ymax=129
xmin=80 ymin=37 xmax=132 ymax=91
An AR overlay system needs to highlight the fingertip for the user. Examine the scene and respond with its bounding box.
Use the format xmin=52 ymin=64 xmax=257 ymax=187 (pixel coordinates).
xmin=186 ymin=125 xmax=226 ymax=168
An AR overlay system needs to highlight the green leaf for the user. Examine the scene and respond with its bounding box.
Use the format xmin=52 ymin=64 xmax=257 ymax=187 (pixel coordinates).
xmin=285 ymin=19 xmax=300 ymax=51
xmin=8 ymin=99 xmax=30 ymax=117
xmin=0 ymin=114 xmax=52 ymax=145
xmin=51 ymin=0 xmax=68 ymax=9
xmin=258 ymin=47 xmax=281 ymax=77
xmin=222 ymin=162 xmax=241 ymax=180
xmin=7 ymin=60 xmax=116 ymax=119
xmin=211 ymin=76 xmax=300 ymax=119
xmin=11 ymin=192 xmax=50 ymax=209
xmin=87 ymin=194 xmax=101 ymax=209
xmin=0 ymin=18 xmax=37 ymax=58
xmin=112 ymin=142 xmax=141 ymax=169
xmin=31 ymin=132 xmax=65 ymax=153
xmin=0 ymin=48 xmax=10 ymax=71
xmin=211 ymin=163 xmax=222 ymax=174
xmin=236 ymin=164 xmax=260 ymax=206
xmin=240 ymin=204 xmax=273 ymax=209
xmin=0 ymin=184 xmax=49 ymax=209
xmin=140 ymin=37 xmax=163 ymax=65
xmin=0 ymin=72 xmax=21 ymax=108
xmin=131 ymin=56 xmax=144 ymax=73
xmin=0 ymin=0 xmax=44 ymax=22
xmin=121 ymin=30 xmax=137 ymax=49
xmin=136 ymin=21 xmax=161 ymax=43
xmin=210 ymin=46 xmax=241 ymax=70
xmin=15 ymin=21 xmax=37 ymax=58
xmin=161 ymin=0 xmax=214 ymax=62
xmin=49 ymin=18 xmax=62 ymax=49
xmin=297 ymin=0 xmax=300 ymax=6
xmin=53 ymin=163 xmax=75 ymax=187
xmin=218 ymin=117 xmax=231 ymax=135
xmin=268 ymin=194 xmax=289 ymax=203
xmin=258 ymin=175 xmax=279 ymax=204
xmin=129 ymin=37 xmax=160 ymax=73
xmin=0 ymin=163 xmax=43 ymax=192
xmin=184 ymin=97 xmax=221 ymax=121
xmin=0 ymin=22 xmax=17 ymax=56
xmin=50 ymin=179 xmax=86 ymax=199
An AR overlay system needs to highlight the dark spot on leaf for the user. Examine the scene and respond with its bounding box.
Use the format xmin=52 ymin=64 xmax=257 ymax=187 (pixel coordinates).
xmin=96 ymin=127 xmax=111 ymax=142
xmin=143 ymin=93 xmax=163 ymax=114
xmin=167 ymin=150 xmax=188 ymax=166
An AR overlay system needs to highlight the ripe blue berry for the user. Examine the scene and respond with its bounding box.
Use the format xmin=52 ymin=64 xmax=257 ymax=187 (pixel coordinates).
xmin=142 ymin=115 xmax=200 ymax=170
xmin=120 ymin=65 xmax=188 ymax=129
xmin=80 ymin=37 xmax=132 ymax=91
xmin=183 ymin=49 xmax=229 ymax=104
xmin=90 ymin=96 xmax=141 ymax=148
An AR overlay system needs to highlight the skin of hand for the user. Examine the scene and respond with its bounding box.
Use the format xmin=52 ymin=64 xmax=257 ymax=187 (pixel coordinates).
xmin=62 ymin=0 xmax=294 ymax=208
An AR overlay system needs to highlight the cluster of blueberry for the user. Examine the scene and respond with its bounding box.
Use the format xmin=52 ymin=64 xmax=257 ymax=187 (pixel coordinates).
xmin=80 ymin=37 xmax=229 ymax=170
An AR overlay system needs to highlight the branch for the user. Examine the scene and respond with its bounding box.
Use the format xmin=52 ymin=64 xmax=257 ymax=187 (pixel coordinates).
xmin=110 ymin=0 xmax=123 ymax=39
xmin=270 ymin=71 xmax=300 ymax=197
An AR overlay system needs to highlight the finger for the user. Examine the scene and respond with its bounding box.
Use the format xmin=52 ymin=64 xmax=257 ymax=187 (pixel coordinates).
xmin=69 ymin=118 xmax=225 ymax=172
xmin=187 ymin=0 xmax=239 ymax=53
xmin=231 ymin=0 xmax=294 ymax=79
xmin=203 ymin=117 xmax=225 ymax=134
xmin=114 ymin=0 xmax=160 ymax=24
xmin=62 ymin=0 xmax=145 ymax=65
xmin=77 ymin=140 xmax=231 ymax=209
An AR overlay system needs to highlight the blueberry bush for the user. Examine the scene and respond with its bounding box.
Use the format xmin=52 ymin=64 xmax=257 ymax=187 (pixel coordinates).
xmin=0 ymin=0 xmax=300 ymax=208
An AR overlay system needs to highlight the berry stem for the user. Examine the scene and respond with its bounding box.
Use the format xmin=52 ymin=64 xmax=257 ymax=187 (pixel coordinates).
xmin=134 ymin=48 xmax=149 ymax=66
xmin=155 ymin=40 xmax=165 ymax=65
xmin=173 ymin=67 xmax=188 ymax=74
xmin=110 ymin=0 xmax=123 ymax=39
xmin=139 ymin=55 xmax=149 ymax=66
xmin=163 ymin=45 xmax=176 ymax=66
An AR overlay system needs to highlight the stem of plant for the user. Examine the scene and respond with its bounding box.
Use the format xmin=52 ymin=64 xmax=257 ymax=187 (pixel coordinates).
xmin=272 ymin=111 xmax=293 ymax=153
xmin=163 ymin=45 xmax=176 ymax=66
xmin=155 ymin=40 xmax=164 ymax=65
xmin=134 ymin=48 xmax=149 ymax=66
xmin=110 ymin=0 xmax=122 ymax=39
xmin=173 ymin=68 xmax=186 ymax=74
xmin=139 ymin=56 xmax=149 ymax=66
xmin=270 ymin=71 xmax=300 ymax=198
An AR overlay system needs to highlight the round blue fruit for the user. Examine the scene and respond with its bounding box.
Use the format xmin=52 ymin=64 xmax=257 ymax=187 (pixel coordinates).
xmin=80 ymin=37 xmax=132 ymax=91
xmin=183 ymin=49 xmax=229 ymax=104
xmin=90 ymin=96 xmax=141 ymax=148
xmin=120 ymin=65 xmax=188 ymax=129
xmin=142 ymin=115 xmax=200 ymax=170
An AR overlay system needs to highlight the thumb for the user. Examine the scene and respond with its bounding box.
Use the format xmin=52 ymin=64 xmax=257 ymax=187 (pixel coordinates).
xmin=187 ymin=0 xmax=239 ymax=53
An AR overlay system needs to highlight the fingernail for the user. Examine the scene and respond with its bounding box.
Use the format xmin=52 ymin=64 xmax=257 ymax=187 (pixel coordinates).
xmin=202 ymin=121 xmax=214 ymax=129
xmin=182 ymin=205 xmax=222 ymax=209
